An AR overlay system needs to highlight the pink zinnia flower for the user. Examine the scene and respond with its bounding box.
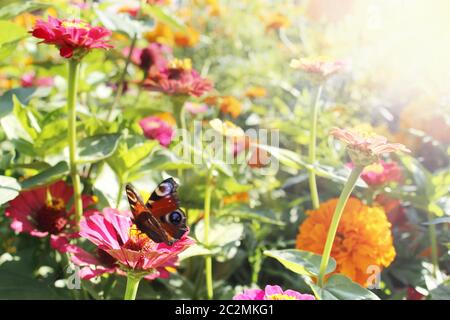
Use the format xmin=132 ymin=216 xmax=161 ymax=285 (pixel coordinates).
xmin=233 ymin=285 xmax=315 ymax=300
xmin=5 ymin=181 xmax=95 ymax=251
xmin=139 ymin=116 xmax=175 ymax=147
xmin=78 ymin=208 xmax=194 ymax=277
xmin=331 ymin=127 xmax=410 ymax=166
xmin=184 ymin=102 xmax=209 ymax=114
xmin=21 ymin=72 xmax=54 ymax=87
xmin=347 ymin=160 xmax=403 ymax=186
xmin=143 ymin=58 xmax=213 ymax=97
xmin=56 ymin=208 xmax=176 ymax=280
xmin=31 ymin=16 xmax=113 ymax=59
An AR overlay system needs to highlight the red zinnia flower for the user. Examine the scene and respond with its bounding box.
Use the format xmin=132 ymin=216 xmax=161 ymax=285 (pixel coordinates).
xmin=31 ymin=16 xmax=112 ymax=59
xmin=143 ymin=58 xmax=213 ymax=97
xmin=5 ymin=181 xmax=95 ymax=251
xmin=78 ymin=208 xmax=194 ymax=277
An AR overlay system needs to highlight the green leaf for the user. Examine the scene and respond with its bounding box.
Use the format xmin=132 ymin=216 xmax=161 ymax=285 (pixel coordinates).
xmin=33 ymin=119 xmax=68 ymax=156
xmin=0 ymin=2 xmax=50 ymax=20
xmin=78 ymin=133 xmax=121 ymax=163
xmin=264 ymin=249 xmax=336 ymax=277
xmin=255 ymin=143 xmax=302 ymax=170
xmin=218 ymin=207 xmax=285 ymax=226
xmin=0 ymin=250 xmax=70 ymax=299
xmin=423 ymin=217 xmax=450 ymax=225
xmin=430 ymin=280 xmax=450 ymax=300
xmin=12 ymin=95 xmax=39 ymax=140
xmin=0 ymin=87 xmax=36 ymax=118
xmin=0 ymin=141 xmax=15 ymax=170
xmin=195 ymin=219 xmax=244 ymax=247
xmin=400 ymin=155 xmax=434 ymax=197
xmin=95 ymin=9 xmax=146 ymax=37
xmin=0 ymin=39 xmax=21 ymax=60
xmin=312 ymin=274 xmax=380 ymax=300
xmin=107 ymin=136 xmax=158 ymax=180
xmin=135 ymin=149 xmax=193 ymax=173
xmin=0 ymin=176 xmax=21 ymax=205
xmin=211 ymin=159 xmax=233 ymax=177
xmin=143 ymin=5 xmax=186 ymax=31
xmin=178 ymin=244 xmax=213 ymax=261
xmin=20 ymin=161 xmax=69 ymax=190
xmin=0 ymin=20 xmax=27 ymax=45
xmin=428 ymin=202 xmax=445 ymax=217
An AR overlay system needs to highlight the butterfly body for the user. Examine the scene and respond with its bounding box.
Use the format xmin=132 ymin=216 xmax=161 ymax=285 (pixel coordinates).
xmin=125 ymin=178 xmax=187 ymax=246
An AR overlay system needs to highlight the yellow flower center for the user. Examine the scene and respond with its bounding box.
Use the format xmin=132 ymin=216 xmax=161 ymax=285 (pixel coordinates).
xmin=46 ymin=197 xmax=65 ymax=211
xmin=364 ymin=163 xmax=384 ymax=174
xmin=169 ymin=58 xmax=192 ymax=71
xmin=61 ymin=21 xmax=90 ymax=30
xmin=266 ymin=294 xmax=296 ymax=300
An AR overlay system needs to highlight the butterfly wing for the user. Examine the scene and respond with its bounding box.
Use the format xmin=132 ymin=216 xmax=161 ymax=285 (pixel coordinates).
xmin=145 ymin=178 xmax=188 ymax=242
xmin=125 ymin=183 xmax=170 ymax=244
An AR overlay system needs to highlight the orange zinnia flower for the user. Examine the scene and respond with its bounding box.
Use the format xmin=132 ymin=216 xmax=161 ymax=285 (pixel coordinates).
xmin=220 ymin=96 xmax=242 ymax=118
xmin=174 ymin=26 xmax=200 ymax=48
xmin=144 ymin=22 xmax=175 ymax=46
xmin=245 ymin=86 xmax=267 ymax=99
xmin=296 ymin=198 xmax=396 ymax=286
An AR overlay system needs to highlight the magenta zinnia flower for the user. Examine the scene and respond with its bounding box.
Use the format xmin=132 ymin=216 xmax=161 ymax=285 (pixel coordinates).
xmin=348 ymin=160 xmax=403 ymax=186
xmin=78 ymin=208 xmax=194 ymax=277
xmin=21 ymin=72 xmax=54 ymax=87
xmin=143 ymin=58 xmax=213 ymax=97
xmin=139 ymin=116 xmax=175 ymax=147
xmin=233 ymin=285 xmax=315 ymax=300
xmin=5 ymin=181 xmax=95 ymax=250
xmin=331 ymin=127 xmax=410 ymax=166
xmin=56 ymin=208 xmax=176 ymax=280
xmin=124 ymin=43 xmax=171 ymax=73
xmin=31 ymin=16 xmax=112 ymax=59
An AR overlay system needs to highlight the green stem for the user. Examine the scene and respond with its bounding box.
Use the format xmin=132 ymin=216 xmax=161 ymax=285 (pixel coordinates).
xmin=317 ymin=165 xmax=364 ymax=287
xmin=123 ymin=273 xmax=142 ymax=300
xmin=67 ymin=60 xmax=83 ymax=226
xmin=107 ymin=33 xmax=137 ymax=121
xmin=204 ymin=169 xmax=214 ymax=299
xmin=427 ymin=212 xmax=440 ymax=277
xmin=308 ymin=85 xmax=322 ymax=210
xmin=116 ymin=179 xmax=125 ymax=209
xmin=173 ymin=99 xmax=188 ymax=178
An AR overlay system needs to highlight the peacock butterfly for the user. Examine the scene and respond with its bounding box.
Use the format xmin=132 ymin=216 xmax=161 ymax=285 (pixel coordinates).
xmin=125 ymin=178 xmax=188 ymax=246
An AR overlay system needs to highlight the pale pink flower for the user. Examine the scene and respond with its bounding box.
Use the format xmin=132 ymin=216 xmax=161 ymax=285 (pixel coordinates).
xmin=331 ymin=127 xmax=410 ymax=166
xmin=184 ymin=102 xmax=209 ymax=114
xmin=290 ymin=58 xmax=345 ymax=81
